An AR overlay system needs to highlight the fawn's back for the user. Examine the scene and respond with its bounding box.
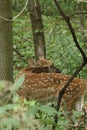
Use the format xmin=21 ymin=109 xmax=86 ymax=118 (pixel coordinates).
xmin=17 ymin=71 xmax=87 ymax=110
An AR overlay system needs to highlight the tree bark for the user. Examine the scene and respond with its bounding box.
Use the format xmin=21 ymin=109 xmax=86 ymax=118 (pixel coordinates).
xmin=0 ymin=0 xmax=13 ymax=81
xmin=28 ymin=0 xmax=46 ymax=60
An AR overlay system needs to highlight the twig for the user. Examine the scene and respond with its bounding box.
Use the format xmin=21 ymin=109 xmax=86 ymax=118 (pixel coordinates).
xmin=69 ymin=12 xmax=87 ymax=18
xmin=48 ymin=23 xmax=57 ymax=45
xmin=0 ymin=0 xmax=28 ymax=21
xmin=13 ymin=48 xmax=24 ymax=57
xmin=14 ymin=31 xmax=33 ymax=43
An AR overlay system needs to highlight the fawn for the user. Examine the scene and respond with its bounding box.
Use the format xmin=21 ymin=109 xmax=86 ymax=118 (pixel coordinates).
xmin=16 ymin=58 xmax=87 ymax=111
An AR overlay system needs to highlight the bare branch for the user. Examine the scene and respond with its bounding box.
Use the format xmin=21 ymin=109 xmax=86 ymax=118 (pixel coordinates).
xmin=69 ymin=12 xmax=87 ymax=18
xmin=13 ymin=48 xmax=24 ymax=57
xmin=54 ymin=0 xmax=87 ymax=61
xmin=56 ymin=61 xmax=86 ymax=111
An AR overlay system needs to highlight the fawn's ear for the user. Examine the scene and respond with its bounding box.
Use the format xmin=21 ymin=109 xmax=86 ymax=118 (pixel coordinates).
xmin=38 ymin=57 xmax=53 ymax=67
xmin=28 ymin=57 xmax=53 ymax=67
xmin=27 ymin=59 xmax=37 ymax=67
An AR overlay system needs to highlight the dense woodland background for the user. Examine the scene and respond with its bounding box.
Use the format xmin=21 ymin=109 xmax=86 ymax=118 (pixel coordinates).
xmin=0 ymin=0 xmax=87 ymax=130
xmin=13 ymin=0 xmax=87 ymax=78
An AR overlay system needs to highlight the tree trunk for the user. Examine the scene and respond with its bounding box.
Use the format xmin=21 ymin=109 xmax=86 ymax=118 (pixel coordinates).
xmin=28 ymin=0 xmax=46 ymax=60
xmin=0 ymin=0 xmax=13 ymax=81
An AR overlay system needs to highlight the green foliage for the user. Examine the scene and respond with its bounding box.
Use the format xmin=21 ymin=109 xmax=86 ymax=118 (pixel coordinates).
xmin=0 ymin=1 xmax=86 ymax=130
xmin=0 ymin=79 xmax=87 ymax=130
xmin=76 ymin=0 xmax=87 ymax=3
xmin=40 ymin=0 xmax=77 ymax=16
xmin=13 ymin=0 xmax=77 ymax=16
xmin=11 ymin=74 xmax=25 ymax=92
xmin=13 ymin=0 xmax=87 ymax=79
xmin=13 ymin=15 xmax=34 ymax=74
xmin=13 ymin=12 xmax=87 ymax=78
xmin=13 ymin=0 xmax=26 ymax=11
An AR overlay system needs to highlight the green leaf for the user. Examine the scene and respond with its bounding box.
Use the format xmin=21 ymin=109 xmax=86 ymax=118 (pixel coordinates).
xmin=0 ymin=107 xmax=6 ymax=115
xmin=39 ymin=105 xmax=57 ymax=115
xmin=1 ymin=118 xmax=20 ymax=127
xmin=26 ymin=105 xmax=39 ymax=116
xmin=5 ymin=104 xmax=20 ymax=110
xmin=41 ymin=118 xmax=54 ymax=125
xmin=11 ymin=74 xmax=25 ymax=92
xmin=72 ymin=110 xmax=83 ymax=118
xmin=0 ymin=104 xmax=20 ymax=116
